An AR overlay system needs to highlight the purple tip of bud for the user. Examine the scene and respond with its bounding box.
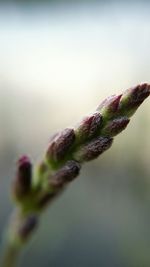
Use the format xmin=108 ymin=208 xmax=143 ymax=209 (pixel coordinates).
xmin=76 ymin=112 xmax=102 ymax=142
xmin=121 ymin=83 xmax=150 ymax=107
xmin=97 ymin=94 xmax=122 ymax=114
xmin=102 ymin=117 xmax=130 ymax=137
xmin=13 ymin=155 xmax=32 ymax=199
xmin=17 ymin=156 xmax=32 ymax=176
xmin=49 ymin=160 xmax=81 ymax=188
xmin=74 ymin=137 xmax=113 ymax=162
xmin=18 ymin=155 xmax=31 ymax=166
xmin=131 ymin=83 xmax=150 ymax=102
xmin=65 ymin=160 xmax=81 ymax=181
xmin=46 ymin=128 xmax=75 ymax=163
xmin=19 ymin=215 xmax=38 ymax=241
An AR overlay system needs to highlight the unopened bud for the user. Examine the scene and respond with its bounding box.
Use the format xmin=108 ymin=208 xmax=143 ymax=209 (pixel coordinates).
xmin=75 ymin=112 xmax=102 ymax=143
xmin=101 ymin=117 xmax=130 ymax=137
xmin=97 ymin=95 xmax=122 ymax=119
xmin=119 ymin=83 xmax=150 ymax=117
xmin=74 ymin=137 xmax=113 ymax=162
xmin=49 ymin=160 xmax=81 ymax=188
xmin=46 ymin=128 xmax=75 ymax=165
xmin=13 ymin=156 xmax=32 ymax=200
xmin=18 ymin=215 xmax=38 ymax=241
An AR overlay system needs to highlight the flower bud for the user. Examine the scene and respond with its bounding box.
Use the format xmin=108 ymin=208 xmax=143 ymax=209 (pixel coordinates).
xmin=46 ymin=128 xmax=75 ymax=165
xmin=13 ymin=156 xmax=32 ymax=200
xmin=119 ymin=83 xmax=150 ymax=117
xmin=75 ymin=112 xmax=102 ymax=143
xmin=37 ymin=161 xmax=81 ymax=209
xmin=18 ymin=214 xmax=38 ymax=241
xmin=74 ymin=137 xmax=113 ymax=162
xmin=101 ymin=117 xmax=130 ymax=137
xmin=97 ymin=95 xmax=122 ymax=119
xmin=49 ymin=160 xmax=81 ymax=188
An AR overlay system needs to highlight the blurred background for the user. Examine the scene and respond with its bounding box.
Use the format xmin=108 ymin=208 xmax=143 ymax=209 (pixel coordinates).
xmin=0 ymin=0 xmax=150 ymax=266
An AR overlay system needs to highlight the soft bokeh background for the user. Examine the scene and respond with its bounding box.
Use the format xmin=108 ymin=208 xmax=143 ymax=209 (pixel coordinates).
xmin=0 ymin=1 xmax=150 ymax=266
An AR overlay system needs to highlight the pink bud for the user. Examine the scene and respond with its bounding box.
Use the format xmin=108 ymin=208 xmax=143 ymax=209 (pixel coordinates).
xmin=76 ymin=112 xmax=102 ymax=143
xmin=74 ymin=137 xmax=113 ymax=162
xmin=37 ymin=161 xmax=81 ymax=209
xmin=46 ymin=128 xmax=75 ymax=164
xmin=97 ymin=94 xmax=122 ymax=118
xmin=13 ymin=155 xmax=32 ymax=199
xmin=49 ymin=160 xmax=81 ymax=188
xmin=119 ymin=83 xmax=150 ymax=117
xmin=102 ymin=117 xmax=130 ymax=136
xmin=18 ymin=215 xmax=38 ymax=241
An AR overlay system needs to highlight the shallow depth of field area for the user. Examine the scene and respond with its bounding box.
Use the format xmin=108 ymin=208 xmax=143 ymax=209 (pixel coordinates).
xmin=0 ymin=1 xmax=150 ymax=267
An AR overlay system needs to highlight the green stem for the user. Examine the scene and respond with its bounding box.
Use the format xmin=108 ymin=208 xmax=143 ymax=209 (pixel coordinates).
xmin=1 ymin=243 xmax=21 ymax=267
xmin=0 ymin=211 xmax=21 ymax=267
xmin=0 ymin=209 xmax=36 ymax=267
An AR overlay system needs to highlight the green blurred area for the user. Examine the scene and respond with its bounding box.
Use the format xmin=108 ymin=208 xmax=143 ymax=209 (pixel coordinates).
xmin=0 ymin=1 xmax=150 ymax=267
